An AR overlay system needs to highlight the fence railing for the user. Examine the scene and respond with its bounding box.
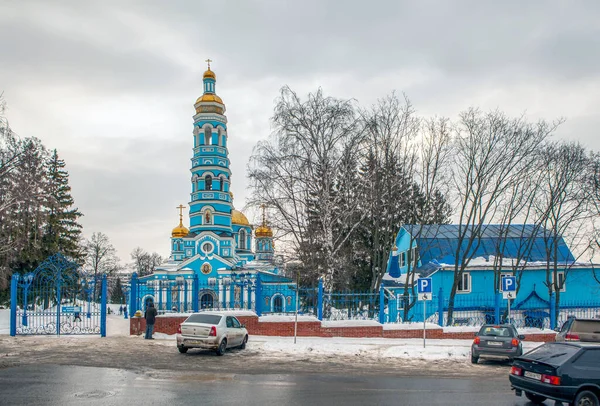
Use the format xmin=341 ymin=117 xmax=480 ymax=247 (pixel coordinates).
xmin=126 ymin=273 xmax=600 ymax=329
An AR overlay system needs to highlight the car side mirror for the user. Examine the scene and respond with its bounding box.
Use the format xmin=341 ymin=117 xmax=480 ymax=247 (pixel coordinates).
xmin=518 ymin=335 xmax=525 ymax=340
xmin=241 ymin=324 xmax=246 ymax=329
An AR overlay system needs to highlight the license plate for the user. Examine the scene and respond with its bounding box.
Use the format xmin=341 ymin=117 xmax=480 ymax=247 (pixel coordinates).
xmin=524 ymin=371 xmax=542 ymax=380
xmin=186 ymin=340 xmax=203 ymax=346
xmin=487 ymin=341 xmax=503 ymax=346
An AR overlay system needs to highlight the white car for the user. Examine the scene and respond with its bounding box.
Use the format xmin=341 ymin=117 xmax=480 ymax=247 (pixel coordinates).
xmin=176 ymin=312 xmax=249 ymax=356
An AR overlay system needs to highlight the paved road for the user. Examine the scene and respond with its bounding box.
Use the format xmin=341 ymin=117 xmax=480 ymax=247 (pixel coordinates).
xmin=0 ymin=364 xmax=548 ymax=406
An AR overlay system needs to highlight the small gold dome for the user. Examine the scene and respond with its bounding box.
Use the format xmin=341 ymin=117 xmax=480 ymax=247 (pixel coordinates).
xmin=195 ymin=93 xmax=223 ymax=105
xmin=231 ymin=209 xmax=250 ymax=226
xmin=171 ymin=222 xmax=189 ymax=238
xmin=255 ymin=224 xmax=273 ymax=238
xmin=203 ymin=68 xmax=216 ymax=80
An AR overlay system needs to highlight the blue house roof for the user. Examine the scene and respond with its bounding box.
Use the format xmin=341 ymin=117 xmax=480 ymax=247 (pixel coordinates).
xmin=404 ymin=224 xmax=575 ymax=266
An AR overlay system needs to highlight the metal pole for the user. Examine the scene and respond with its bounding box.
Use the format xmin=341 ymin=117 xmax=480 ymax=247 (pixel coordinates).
xmin=294 ymin=272 xmax=299 ymax=344
xmin=423 ymin=299 xmax=426 ymax=348
xmin=507 ymin=298 xmax=511 ymax=323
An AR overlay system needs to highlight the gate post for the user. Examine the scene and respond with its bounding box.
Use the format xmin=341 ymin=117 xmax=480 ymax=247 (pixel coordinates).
xmin=10 ymin=274 xmax=18 ymax=337
xmin=130 ymin=273 xmax=138 ymax=316
xmin=438 ymin=288 xmax=444 ymax=327
xmin=192 ymin=274 xmax=199 ymax=312
xmin=495 ymin=292 xmax=501 ymax=325
xmin=101 ymin=275 xmax=107 ymax=337
xmin=317 ymin=278 xmax=323 ymax=321
xmin=379 ymin=285 xmax=385 ymax=324
xmin=255 ymin=274 xmax=262 ymax=317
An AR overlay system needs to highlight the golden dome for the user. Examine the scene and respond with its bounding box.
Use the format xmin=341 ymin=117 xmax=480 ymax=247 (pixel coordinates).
xmin=203 ymin=68 xmax=216 ymax=80
xmin=255 ymin=224 xmax=273 ymax=238
xmin=195 ymin=93 xmax=223 ymax=105
xmin=171 ymin=222 xmax=189 ymax=238
xmin=231 ymin=209 xmax=250 ymax=226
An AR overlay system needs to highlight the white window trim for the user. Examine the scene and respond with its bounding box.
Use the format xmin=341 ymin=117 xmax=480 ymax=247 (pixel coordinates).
xmin=457 ymin=272 xmax=472 ymax=294
xmin=499 ymin=272 xmax=514 ymax=292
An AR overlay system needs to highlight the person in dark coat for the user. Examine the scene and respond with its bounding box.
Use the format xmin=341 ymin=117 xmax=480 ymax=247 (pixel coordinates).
xmin=144 ymin=302 xmax=157 ymax=339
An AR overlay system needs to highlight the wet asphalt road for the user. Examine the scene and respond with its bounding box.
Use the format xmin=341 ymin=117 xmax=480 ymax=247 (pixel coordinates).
xmin=0 ymin=364 xmax=549 ymax=406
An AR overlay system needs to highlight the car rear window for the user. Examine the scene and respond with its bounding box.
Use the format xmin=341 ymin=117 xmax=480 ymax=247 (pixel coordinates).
xmin=522 ymin=343 xmax=580 ymax=365
xmin=185 ymin=314 xmax=222 ymax=325
xmin=571 ymin=320 xmax=600 ymax=333
xmin=478 ymin=326 xmax=515 ymax=337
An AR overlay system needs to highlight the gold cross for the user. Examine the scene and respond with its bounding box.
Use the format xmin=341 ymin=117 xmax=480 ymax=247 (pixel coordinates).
xmin=176 ymin=204 xmax=185 ymax=221
xmin=205 ymin=58 xmax=212 ymax=69
xmin=260 ymin=203 xmax=266 ymax=226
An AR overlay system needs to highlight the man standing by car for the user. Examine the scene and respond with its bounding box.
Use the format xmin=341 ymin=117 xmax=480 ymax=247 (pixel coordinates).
xmin=144 ymin=302 xmax=157 ymax=339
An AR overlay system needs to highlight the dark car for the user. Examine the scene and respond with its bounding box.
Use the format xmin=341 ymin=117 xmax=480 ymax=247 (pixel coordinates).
xmin=555 ymin=317 xmax=600 ymax=342
xmin=471 ymin=324 xmax=524 ymax=364
xmin=509 ymin=342 xmax=600 ymax=405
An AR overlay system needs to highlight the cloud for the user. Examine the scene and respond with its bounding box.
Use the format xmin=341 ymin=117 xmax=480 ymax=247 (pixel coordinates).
xmin=1 ymin=0 xmax=599 ymax=263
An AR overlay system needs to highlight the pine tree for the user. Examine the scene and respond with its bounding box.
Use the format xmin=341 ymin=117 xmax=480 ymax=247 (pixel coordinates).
xmin=111 ymin=277 xmax=125 ymax=304
xmin=43 ymin=149 xmax=83 ymax=262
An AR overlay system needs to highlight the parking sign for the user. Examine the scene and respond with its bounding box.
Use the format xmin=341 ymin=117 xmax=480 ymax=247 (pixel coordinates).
xmin=502 ymin=276 xmax=516 ymax=299
xmin=417 ymin=278 xmax=432 ymax=301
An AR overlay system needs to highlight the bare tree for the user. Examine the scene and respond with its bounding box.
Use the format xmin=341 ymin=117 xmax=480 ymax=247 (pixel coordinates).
xmin=248 ymin=86 xmax=365 ymax=291
xmin=130 ymin=247 xmax=163 ymax=277
xmin=446 ymin=109 xmax=560 ymax=325
xmin=83 ymin=232 xmax=120 ymax=299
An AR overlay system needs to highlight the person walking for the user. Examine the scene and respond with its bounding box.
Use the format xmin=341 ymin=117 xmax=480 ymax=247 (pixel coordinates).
xmin=144 ymin=302 xmax=157 ymax=339
xmin=119 ymin=305 xmax=123 ymax=315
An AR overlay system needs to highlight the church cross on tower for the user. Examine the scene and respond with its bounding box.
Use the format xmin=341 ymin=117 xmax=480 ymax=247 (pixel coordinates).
xmin=205 ymin=58 xmax=212 ymax=69
xmin=176 ymin=204 xmax=185 ymax=223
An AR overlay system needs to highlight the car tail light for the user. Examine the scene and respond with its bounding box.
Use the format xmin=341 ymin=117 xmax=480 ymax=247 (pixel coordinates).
xmin=177 ymin=324 xmax=182 ymax=334
xmin=565 ymin=333 xmax=580 ymax=341
xmin=510 ymin=366 xmax=522 ymax=376
xmin=209 ymin=326 xmax=217 ymax=337
xmin=541 ymin=374 xmax=561 ymax=385
xmin=473 ymin=337 xmax=480 ymax=345
xmin=511 ymin=338 xmax=519 ymax=347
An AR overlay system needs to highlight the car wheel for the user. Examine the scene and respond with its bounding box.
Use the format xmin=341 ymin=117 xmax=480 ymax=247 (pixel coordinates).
xmin=525 ymin=392 xmax=547 ymax=404
xmin=240 ymin=335 xmax=248 ymax=350
xmin=575 ymin=390 xmax=600 ymax=406
xmin=471 ymin=354 xmax=479 ymax=364
xmin=216 ymin=339 xmax=227 ymax=356
xmin=178 ymin=346 xmax=188 ymax=354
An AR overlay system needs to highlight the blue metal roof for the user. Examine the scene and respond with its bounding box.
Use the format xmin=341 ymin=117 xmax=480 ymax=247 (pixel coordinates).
xmin=404 ymin=224 xmax=575 ymax=265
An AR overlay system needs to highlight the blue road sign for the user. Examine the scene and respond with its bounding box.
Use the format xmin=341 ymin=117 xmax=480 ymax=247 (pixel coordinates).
xmin=417 ymin=278 xmax=432 ymax=294
xmin=502 ymin=276 xmax=516 ymax=292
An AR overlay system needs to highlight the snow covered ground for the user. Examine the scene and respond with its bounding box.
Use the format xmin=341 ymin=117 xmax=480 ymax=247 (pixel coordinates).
xmin=0 ymin=309 xmax=545 ymax=361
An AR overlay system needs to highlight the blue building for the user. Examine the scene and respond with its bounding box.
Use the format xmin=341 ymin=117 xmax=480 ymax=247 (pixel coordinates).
xmin=135 ymin=63 xmax=295 ymax=313
xmin=383 ymin=225 xmax=600 ymax=326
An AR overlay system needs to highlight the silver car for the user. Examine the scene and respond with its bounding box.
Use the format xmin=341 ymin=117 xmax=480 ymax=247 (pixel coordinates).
xmin=471 ymin=324 xmax=524 ymax=363
xmin=176 ymin=312 xmax=249 ymax=356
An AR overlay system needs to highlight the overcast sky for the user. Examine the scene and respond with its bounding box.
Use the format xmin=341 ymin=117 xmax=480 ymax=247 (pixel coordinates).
xmin=1 ymin=1 xmax=599 ymax=264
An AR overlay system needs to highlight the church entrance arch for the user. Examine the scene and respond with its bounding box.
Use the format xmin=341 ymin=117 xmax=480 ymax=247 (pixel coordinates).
xmin=199 ymin=290 xmax=217 ymax=310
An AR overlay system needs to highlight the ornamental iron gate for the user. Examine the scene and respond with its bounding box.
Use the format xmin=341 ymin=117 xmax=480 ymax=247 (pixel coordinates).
xmin=10 ymin=253 xmax=107 ymax=336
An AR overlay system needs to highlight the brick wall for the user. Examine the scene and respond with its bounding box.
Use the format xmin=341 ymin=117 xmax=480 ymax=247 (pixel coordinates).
xmin=130 ymin=316 xmax=556 ymax=342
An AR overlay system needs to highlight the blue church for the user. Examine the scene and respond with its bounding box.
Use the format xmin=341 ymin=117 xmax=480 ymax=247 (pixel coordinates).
xmin=383 ymin=224 xmax=600 ymax=327
xmin=135 ymin=62 xmax=295 ymax=313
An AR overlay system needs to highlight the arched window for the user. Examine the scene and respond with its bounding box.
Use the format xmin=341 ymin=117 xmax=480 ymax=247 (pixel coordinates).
xmin=205 ymin=210 xmax=212 ymax=224
xmin=219 ymin=175 xmax=225 ymax=191
xmin=205 ymin=175 xmax=212 ymax=191
xmin=239 ymin=229 xmax=246 ymax=250
xmin=204 ymin=127 xmax=211 ymax=145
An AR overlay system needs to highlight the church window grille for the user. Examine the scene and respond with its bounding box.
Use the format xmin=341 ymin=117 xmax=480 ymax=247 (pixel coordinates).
xmin=205 ymin=175 xmax=212 ymax=191
xmin=219 ymin=176 xmax=225 ymax=191
xmin=239 ymin=229 xmax=247 ymax=250
xmin=202 ymin=242 xmax=213 ymax=253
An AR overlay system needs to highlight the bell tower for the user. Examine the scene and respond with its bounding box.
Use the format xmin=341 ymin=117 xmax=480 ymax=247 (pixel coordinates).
xmin=189 ymin=60 xmax=233 ymax=238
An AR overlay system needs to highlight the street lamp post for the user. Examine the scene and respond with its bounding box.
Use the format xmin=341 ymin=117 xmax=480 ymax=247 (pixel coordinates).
xmin=20 ymin=273 xmax=35 ymax=327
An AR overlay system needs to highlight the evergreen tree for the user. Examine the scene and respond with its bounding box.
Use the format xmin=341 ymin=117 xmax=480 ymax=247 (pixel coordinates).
xmin=111 ymin=277 xmax=125 ymax=304
xmin=43 ymin=149 xmax=83 ymax=261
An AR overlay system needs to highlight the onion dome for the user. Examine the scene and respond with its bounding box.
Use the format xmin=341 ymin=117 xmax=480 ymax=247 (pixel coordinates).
xmin=255 ymin=204 xmax=273 ymax=237
xmin=203 ymin=67 xmax=216 ymax=80
xmin=232 ymin=209 xmax=250 ymax=226
xmin=171 ymin=220 xmax=189 ymax=238
xmin=172 ymin=204 xmax=189 ymax=238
